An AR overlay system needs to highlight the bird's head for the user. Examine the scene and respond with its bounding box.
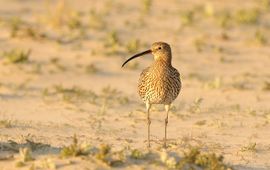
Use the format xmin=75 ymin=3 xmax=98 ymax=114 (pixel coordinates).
xmin=122 ymin=41 xmax=172 ymax=67
xmin=151 ymin=42 xmax=171 ymax=62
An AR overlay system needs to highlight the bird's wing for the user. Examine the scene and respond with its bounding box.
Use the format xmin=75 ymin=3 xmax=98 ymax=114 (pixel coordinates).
xmin=138 ymin=67 xmax=151 ymax=101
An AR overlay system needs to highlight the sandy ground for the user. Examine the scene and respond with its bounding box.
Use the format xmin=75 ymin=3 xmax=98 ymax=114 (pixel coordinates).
xmin=0 ymin=0 xmax=270 ymax=169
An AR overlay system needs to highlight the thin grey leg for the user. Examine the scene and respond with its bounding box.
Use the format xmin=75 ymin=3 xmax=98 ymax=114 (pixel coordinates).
xmin=146 ymin=102 xmax=151 ymax=148
xmin=164 ymin=104 xmax=170 ymax=148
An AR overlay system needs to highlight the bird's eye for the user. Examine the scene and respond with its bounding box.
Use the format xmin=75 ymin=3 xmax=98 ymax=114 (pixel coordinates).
xmin=158 ymin=47 xmax=162 ymax=50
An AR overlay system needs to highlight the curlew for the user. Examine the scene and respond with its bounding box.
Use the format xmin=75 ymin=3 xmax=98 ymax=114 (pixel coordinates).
xmin=122 ymin=42 xmax=181 ymax=148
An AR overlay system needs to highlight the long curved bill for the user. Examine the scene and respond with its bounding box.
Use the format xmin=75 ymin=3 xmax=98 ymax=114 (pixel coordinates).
xmin=122 ymin=49 xmax=152 ymax=67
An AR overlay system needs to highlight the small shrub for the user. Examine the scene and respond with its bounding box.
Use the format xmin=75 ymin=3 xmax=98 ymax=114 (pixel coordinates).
xmin=188 ymin=98 xmax=203 ymax=114
xmin=180 ymin=10 xmax=194 ymax=26
xmin=85 ymin=63 xmax=99 ymax=74
xmin=141 ymin=0 xmax=152 ymax=14
xmin=234 ymin=8 xmax=260 ymax=25
xmin=18 ymin=147 xmax=34 ymax=162
xmin=130 ymin=149 xmax=145 ymax=159
xmin=2 ymin=49 xmax=30 ymax=63
xmin=60 ymin=134 xmax=91 ymax=158
xmin=126 ymin=39 xmax=141 ymax=54
xmin=0 ymin=119 xmax=12 ymax=128
xmin=254 ymin=30 xmax=267 ymax=45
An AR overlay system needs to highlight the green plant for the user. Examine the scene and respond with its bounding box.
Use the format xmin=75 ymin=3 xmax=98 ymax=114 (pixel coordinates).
xmin=216 ymin=11 xmax=231 ymax=28
xmin=160 ymin=151 xmax=178 ymax=169
xmin=18 ymin=147 xmax=34 ymax=162
xmin=8 ymin=17 xmax=24 ymax=37
xmin=193 ymin=38 xmax=206 ymax=52
xmin=40 ymin=158 xmax=56 ymax=170
xmin=195 ymin=120 xmax=207 ymax=126
xmin=85 ymin=63 xmax=99 ymax=74
xmin=234 ymin=8 xmax=260 ymax=25
xmin=104 ymin=30 xmax=121 ymax=55
xmin=60 ymin=134 xmax=91 ymax=158
xmin=43 ymin=85 xmax=98 ymax=104
xmin=2 ymin=48 xmax=30 ymax=63
xmin=180 ymin=10 xmax=194 ymax=26
xmin=49 ymin=57 xmax=67 ymax=71
xmin=231 ymin=81 xmax=248 ymax=90
xmin=95 ymin=144 xmax=124 ymax=167
xmin=189 ymin=98 xmax=203 ymax=113
xmin=130 ymin=149 xmax=146 ymax=159
xmin=177 ymin=147 xmax=232 ymax=170
xmin=105 ymin=30 xmax=120 ymax=47
xmin=141 ymin=0 xmax=152 ymax=14
xmin=204 ymin=77 xmax=222 ymax=89
xmin=254 ymin=30 xmax=267 ymax=45
xmin=126 ymin=39 xmax=141 ymax=53
xmin=89 ymin=9 xmax=106 ymax=30
xmin=262 ymin=81 xmax=270 ymax=91
xmin=260 ymin=0 xmax=270 ymax=10
xmin=7 ymin=16 xmax=44 ymax=39
xmin=0 ymin=119 xmax=12 ymax=128
xmin=240 ymin=142 xmax=257 ymax=152
xmin=67 ymin=11 xmax=82 ymax=30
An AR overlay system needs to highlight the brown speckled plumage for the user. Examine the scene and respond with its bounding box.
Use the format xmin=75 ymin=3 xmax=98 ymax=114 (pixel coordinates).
xmin=138 ymin=59 xmax=181 ymax=105
xmin=122 ymin=42 xmax=181 ymax=148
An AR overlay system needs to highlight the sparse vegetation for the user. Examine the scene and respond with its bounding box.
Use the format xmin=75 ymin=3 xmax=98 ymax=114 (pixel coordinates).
xmin=19 ymin=147 xmax=34 ymax=162
xmin=240 ymin=142 xmax=257 ymax=152
xmin=254 ymin=30 xmax=267 ymax=45
xmin=42 ymin=85 xmax=129 ymax=107
xmin=1 ymin=48 xmax=30 ymax=63
xmin=260 ymin=0 xmax=270 ymax=10
xmin=60 ymin=135 xmax=91 ymax=158
xmin=89 ymin=9 xmax=107 ymax=30
xmin=42 ymin=85 xmax=98 ymax=104
xmin=180 ymin=10 xmax=194 ymax=26
xmin=195 ymin=120 xmax=207 ymax=126
xmin=44 ymin=0 xmax=82 ymax=30
xmin=0 ymin=119 xmax=12 ymax=128
xmin=141 ymin=0 xmax=152 ymax=14
xmin=95 ymin=144 xmax=124 ymax=167
xmin=126 ymin=39 xmax=141 ymax=54
xmin=58 ymin=137 xmax=232 ymax=169
xmin=189 ymin=98 xmax=203 ymax=114
xmin=262 ymin=81 xmax=270 ymax=91
xmin=6 ymin=17 xmax=44 ymax=39
xmin=40 ymin=158 xmax=56 ymax=170
xmin=216 ymin=11 xmax=231 ymax=28
xmin=130 ymin=149 xmax=146 ymax=159
xmin=104 ymin=30 xmax=121 ymax=55
xmin=105 ymin=30 xmax=120 ymax=47
xmin=85 ymin=63 xmax=99 ymax=74
xmin=234 ymin=8 xmax=260 ymax=25
xmin=193 ymin=37 xmax=207 ymax=52
xmin=15 ymin=147 xmax=34 ymax=166
xmin=203 ymin=77 xmax=222 ymax=89
xmin=177 ymin=147 xmax=232 ymax=169
xmin=49 ymin=57 xmax=67 ymax=71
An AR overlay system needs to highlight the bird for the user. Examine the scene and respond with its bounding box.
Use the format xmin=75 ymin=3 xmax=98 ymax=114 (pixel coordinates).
xmin=122 ymin=42 xmax=181 ymax=148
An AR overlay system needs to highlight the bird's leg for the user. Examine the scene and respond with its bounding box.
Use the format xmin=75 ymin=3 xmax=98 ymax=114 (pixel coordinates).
xmin=164 ymin=104 xmax=170 ymax=148
xmin=146 ymin=102 xmax=151 ymax=148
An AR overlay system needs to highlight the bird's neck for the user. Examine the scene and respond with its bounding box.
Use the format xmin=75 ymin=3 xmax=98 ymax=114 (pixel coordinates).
xmin=153 ymin=56 xmax=172 ymax=68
